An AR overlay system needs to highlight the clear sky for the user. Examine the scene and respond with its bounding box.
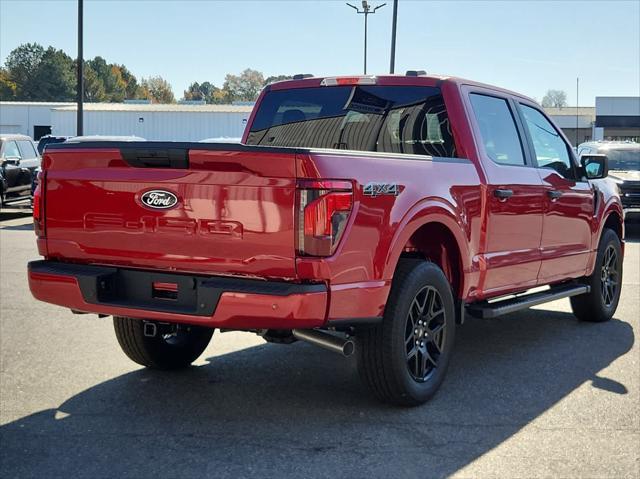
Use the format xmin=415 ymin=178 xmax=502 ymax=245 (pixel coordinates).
xmin=1 ymin=0 xmax=639 ymax=105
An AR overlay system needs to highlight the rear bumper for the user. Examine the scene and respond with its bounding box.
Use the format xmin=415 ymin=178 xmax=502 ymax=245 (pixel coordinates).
xmin=28 ymin=260 xmax=328 ymax=329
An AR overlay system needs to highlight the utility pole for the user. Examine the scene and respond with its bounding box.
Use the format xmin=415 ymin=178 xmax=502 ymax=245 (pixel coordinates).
xmin=77 ymin=0 xmax=84 ymax=136
xmin=389 ymin=0 xmax=398 ymax=73
xmin=346 ymin=1 xmax=386 ymax=75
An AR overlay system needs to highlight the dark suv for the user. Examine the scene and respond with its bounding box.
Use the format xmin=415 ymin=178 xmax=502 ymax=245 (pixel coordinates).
xmin=0 ymin=134 xmax=41 ymax=207
xmin=36 ymin=135 xmax=71 ymax=155
xmin=578 ymin=141 xmax=640 ymax=219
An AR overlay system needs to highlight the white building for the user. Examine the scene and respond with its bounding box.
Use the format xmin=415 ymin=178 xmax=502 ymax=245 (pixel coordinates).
xmin=0 ymin=102 xmax=254 ymax=141
xmin=594 ymin=97 xmax=640 ymax=142
xmin=544 ymin=106 xmax=596 ymax=146
xmin=0 ymin=101 xmax=74 ymax=139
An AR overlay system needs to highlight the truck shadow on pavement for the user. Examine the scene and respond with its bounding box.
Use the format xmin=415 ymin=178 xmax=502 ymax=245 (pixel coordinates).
xmin=0 ymin=310 xmax=634 ymax=478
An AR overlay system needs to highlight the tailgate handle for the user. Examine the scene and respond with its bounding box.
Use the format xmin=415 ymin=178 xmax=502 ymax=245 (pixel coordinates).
xmin=121 ymin=148 xmax=189 ymax=169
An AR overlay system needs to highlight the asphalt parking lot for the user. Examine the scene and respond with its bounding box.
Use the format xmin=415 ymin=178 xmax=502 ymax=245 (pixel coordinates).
xmin=0 ymin=214 xmax=638 ymax=478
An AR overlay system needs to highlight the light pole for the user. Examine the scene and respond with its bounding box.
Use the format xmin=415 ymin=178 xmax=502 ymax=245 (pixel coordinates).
xmin=77 ymin=0 xmax=84 ymax=136
xmin=389 ymin=0 xmax=398 ymax=73
xmin=346 ymin=1 xmax=386 ymax=75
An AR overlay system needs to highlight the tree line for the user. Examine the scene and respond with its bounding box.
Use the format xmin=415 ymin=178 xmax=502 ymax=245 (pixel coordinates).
xmin=0 ymin=43 xmax=292 ymax=104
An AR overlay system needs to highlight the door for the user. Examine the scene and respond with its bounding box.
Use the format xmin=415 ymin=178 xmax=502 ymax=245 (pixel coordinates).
xmin=1 ymin=141 xmax=23 ymax=192
xmin=517 ymin=103 xmax=594 ymax=282
xmin=16 ymin=140 xmax=40 ymax=194
xmin=467 ymin=92 xmax=545 ymax=296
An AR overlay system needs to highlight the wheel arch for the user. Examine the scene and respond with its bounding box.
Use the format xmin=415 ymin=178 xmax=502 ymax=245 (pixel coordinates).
xmin=586 ymin=202 xmax=625 ymax=277
xmin=383 ymin=200 xmax=471 ymax=299
xmin=603 ymin=209 xmax=624 ymax=241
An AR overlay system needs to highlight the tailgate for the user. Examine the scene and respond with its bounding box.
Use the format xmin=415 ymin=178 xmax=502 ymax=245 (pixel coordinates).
xmin=42 ymin=143 xmax=299 ymax=279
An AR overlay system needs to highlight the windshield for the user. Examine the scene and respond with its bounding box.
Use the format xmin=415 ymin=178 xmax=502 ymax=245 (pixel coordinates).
xmin=605 ymin=148 xmax=640 ymax=171
xmin=246 ymin=85 xmax=457 ymax=157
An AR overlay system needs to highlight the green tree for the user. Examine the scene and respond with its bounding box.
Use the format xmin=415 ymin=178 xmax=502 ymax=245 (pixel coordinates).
xmin=117 ymin=65 xmax=139 ymax=99
xmin=0 ymin=68 xmax=17 ymax=100
xmin=87 ymin=56 xmax=126 ymax=102
xmin=4 ymin=43 xmax=46 ymax=99
xmin=264 ymin=74 xmax=293 ymax=85
xmin=83 ymin=63 xmax=106 ymax=102
xmin=4 ymin=43 xmax=75 ymax=100
xmin=30 ymin=47 xmax=76 ymax=100
xmin=183 ymin=81 xmax=205 ymax=101
xmin=183 ymin=81 xmax=228 ymax=103
xmin=139 ymin=76 xmax=175 ymax=103
xmin=223 ymin=68 xmax=264 ymax=102
xmin=541 ymin=89 xmax=568 ymax=108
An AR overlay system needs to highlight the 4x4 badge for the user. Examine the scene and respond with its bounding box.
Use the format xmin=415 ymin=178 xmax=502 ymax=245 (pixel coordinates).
xmin=363 ymin=182 xmax=399 ymax=197
xmin=140 ymin=190 xmax=178 ymax=209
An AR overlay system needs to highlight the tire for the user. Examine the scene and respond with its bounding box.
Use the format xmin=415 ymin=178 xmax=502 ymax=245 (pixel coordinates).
xmin=570 ymin=228 xmax=623 ymax=322
xmin=357 ymin=259 xmax=456 ymax=406
xmin=113 ymin=316 xmax=214 ymax=369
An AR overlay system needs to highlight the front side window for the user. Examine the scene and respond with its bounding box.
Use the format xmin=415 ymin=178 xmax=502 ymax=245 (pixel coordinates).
xmin=520 ymin=104 xmax=574 ymax=178
xmin=246 ymin=85 xmax=456 ymax=157
xmin=469 ymin=94 xmax=525 ymax=166
xmin=17 ymin=140 xmax=38 ymax=159
xmin=2 ymin=141 xmax=21 ymax=159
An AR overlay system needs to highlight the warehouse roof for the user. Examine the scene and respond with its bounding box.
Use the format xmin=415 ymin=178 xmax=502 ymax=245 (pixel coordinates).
xmin=51 ymin=103 xmax=254 ymax=113
xmin=0 ymin=101 xmax=75 ymax=107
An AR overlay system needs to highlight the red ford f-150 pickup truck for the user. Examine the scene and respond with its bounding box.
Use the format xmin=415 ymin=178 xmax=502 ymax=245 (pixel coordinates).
xmin=29 ymin=73 xmax=624 ymax=405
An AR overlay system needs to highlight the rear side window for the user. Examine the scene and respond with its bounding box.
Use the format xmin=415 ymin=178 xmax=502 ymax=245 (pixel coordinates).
xmin=470 ymin=94 xmax=525 ymax=166
xmin=246 ymin=86 xmax=457 ymax=157
xmin=519 ymin=104 xmax=574 ymax=178
xmin=17 ymin=140 xmax=38 ymax=159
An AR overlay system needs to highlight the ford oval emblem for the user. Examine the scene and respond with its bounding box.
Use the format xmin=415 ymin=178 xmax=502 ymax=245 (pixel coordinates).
xmin=140 ymin=190 xmax=178 ymax=209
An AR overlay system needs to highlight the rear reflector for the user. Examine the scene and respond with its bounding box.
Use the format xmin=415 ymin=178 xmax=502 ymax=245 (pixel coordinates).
xmin=33 ymin=171 xmax=45 ymax=238
xmin=320 ymin=76 xmax=377 ymax=86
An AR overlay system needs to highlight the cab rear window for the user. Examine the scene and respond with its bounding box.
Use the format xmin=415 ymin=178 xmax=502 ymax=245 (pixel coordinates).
xmin=246 ymin=86 xmax=457 ymax=157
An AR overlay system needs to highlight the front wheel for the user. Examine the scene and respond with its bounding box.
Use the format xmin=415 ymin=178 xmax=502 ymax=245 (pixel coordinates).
xmin=570 ymin=228 xmax=623 ymax=322
xmin=113 ymin=317 xmax=214 ymax=369
xmin=357 ymin=260 xmax=456 ymax=406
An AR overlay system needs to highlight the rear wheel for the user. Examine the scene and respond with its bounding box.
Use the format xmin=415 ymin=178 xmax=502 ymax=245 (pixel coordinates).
xmin=357 ymin=260 xmax=456 ymax=406
xmin=113 ymin=316 xmax=214 ymax=369
xmin=570 ymin=228 xmax=623 ymax=322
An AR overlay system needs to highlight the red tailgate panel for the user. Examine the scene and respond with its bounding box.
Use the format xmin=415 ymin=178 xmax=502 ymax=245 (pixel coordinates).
xmin=44 ymin=148 xmax=298 ymax=279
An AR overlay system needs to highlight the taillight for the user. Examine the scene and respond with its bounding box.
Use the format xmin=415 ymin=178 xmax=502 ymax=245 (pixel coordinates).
xmin=297 ymin=180 xmax=353 ymax=257
xmin=33 ymin=171 xmax=45 ymax=237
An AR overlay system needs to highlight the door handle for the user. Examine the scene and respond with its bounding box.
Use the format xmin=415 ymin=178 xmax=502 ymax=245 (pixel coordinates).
xmin=547 ymin=190 xmax=563 ymax=200
xmin=494 ymin=189 xmax=514 ymax=200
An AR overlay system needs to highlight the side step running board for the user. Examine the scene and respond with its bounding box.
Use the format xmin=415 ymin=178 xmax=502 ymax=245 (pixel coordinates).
xmin=466 ymin=284 xmax=590 ymax=319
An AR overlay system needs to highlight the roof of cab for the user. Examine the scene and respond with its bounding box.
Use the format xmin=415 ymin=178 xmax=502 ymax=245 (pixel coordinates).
xmin=267 ymin=74 xmax=537 ymax=104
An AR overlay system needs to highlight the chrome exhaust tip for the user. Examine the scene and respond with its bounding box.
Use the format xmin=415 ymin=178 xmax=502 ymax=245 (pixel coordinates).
xmin=292 ymin=329 xmax=355 ymax=357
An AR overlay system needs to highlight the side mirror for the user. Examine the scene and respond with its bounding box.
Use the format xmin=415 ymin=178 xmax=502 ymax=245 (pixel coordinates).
xmin=581 ymin=154 xmax=608 ymax=180
xmin=2 ymin=156 xmax=21 ymax=166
